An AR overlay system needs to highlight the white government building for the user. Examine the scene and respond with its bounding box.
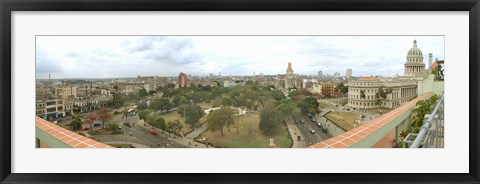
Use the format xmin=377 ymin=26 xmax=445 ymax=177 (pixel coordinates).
xmin=347 ymin=40 xmax=437 ymax=109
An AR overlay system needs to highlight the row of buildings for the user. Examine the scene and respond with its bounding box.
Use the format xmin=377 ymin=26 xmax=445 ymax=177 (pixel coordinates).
xmin=36 ymin=82 xmax=114 ymax=120
xmin=273 ymin=40 xmax=444 ymax=110
xmin=347 ymin=40 xmax=444 ymax=109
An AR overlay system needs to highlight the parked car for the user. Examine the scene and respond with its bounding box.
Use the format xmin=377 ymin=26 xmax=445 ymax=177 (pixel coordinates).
xmin=311 ymin=117 xmax=316 ymax=122
xmin=93 ymin=122 xmax=102 ymax=127
xmin=150 ymin=130 xmax=157 ymax=135
xmin=300 ymin=119 xmax=305 ymax=124
xmin=82 ymin=127 xmax=90 ymax=131
xmin=307 ymin=113 xmax=312 ymax=119
xmin=309 ymin=128 xmax=316 ymax=134
xmin=317 ymin=122 xmax=322 ymax=127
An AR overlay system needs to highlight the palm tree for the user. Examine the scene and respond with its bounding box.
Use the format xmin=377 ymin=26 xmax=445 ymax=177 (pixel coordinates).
xmin=70 ymin=113 xmax=82 ymax=132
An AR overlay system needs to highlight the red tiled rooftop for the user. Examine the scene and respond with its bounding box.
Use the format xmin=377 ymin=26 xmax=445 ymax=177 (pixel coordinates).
xmin=310 ymin=92 xmax=432 ymax=148
xmin=36 ymin=116 xmax=113 ymax=148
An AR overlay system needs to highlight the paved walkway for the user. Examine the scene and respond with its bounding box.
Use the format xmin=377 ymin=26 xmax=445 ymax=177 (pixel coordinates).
xmin=138 ymin=123 xmax=210 ymax=148
xmin=185 ymin=124 xmax=208 ymax=140
xmin=286 ymin=122 xmax=306 ymax=148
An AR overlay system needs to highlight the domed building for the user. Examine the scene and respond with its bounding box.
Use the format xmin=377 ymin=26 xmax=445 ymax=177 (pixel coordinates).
xmin=404 ymin=40 xmax=427 ymax=77
xmin=347 ymin=40 xmax=429 ymax=109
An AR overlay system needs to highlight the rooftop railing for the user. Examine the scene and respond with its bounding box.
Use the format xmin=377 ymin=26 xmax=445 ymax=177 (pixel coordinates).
xmin=405 ymin=92 xmax=444 ymax=148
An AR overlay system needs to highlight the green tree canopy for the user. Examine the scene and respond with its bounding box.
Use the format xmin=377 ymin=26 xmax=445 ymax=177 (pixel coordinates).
xmin=259 ymin=108 xmax=283 ymax=136
xmin=185 ymin=104 xmax=205 ymax=128
xmin=138 ymin=88 xmax=148 ymax=98
xmin=276 ymin=101 xmax=301 ymax=121
xmin=138 ymin=109 xmax=153 ymax=121
xmin=206 ymin=107 xmax=236 ymax=136
xmin=298 ymin=96 xmax=319 ymax=114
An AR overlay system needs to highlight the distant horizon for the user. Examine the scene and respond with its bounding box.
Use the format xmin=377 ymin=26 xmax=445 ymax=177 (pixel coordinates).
xmin=35 ymin=73 xmax=392 ymax=80
xmin=36 ymin=36 xmax=445 ymax=79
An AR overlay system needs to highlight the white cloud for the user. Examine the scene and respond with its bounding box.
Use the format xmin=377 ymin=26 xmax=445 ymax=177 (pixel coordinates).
xmin=36 ymin=36 xmax=444 ymax=79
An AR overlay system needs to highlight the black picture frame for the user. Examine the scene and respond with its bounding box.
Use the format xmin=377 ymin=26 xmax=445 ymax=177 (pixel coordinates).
xmin=1 ymin=0 xmax=479 ymax=183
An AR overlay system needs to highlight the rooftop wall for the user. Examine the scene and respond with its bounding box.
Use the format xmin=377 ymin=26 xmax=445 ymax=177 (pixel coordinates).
xmin=310 ymin=92 xmax=431 ymax=148
xmin=36 ymin=116 xmax=113 ymax=148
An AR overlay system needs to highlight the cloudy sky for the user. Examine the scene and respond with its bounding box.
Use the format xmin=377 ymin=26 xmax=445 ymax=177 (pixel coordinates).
xmin=36 ymin=36 xmax=444 ymax=79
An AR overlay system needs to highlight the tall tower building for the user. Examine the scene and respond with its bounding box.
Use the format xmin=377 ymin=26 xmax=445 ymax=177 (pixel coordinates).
xmin=428 ymin=53 xmax=433 ymax=74
xmin=285 ymin=62 xmax=296 ymax=88
xmin=404 ymin=40 xmax=426 ymax=77
xmin=178 ymin=72 xmax=188 ymax=88
xmin=346 ymin=69 xmax=352 ymax=79
xmin=318 ymin=70 xmax=323 ymax=78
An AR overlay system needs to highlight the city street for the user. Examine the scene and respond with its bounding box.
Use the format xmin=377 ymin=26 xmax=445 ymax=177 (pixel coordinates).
xmin=91 ymin=121 xmax=188 ymax=148
xmin=84 ymin=109 xmax=187 ymax=148
xmin=295 ymin=113 xmax=332 ymax=147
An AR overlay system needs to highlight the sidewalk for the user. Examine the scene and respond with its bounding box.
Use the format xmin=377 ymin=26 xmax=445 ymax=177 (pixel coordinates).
xmin=185 ymin=124 xmax=208 ymax=140
xmin=286 ymin=121 xmax=306 ymax=148
xmin=317 ymin=116 xmax=345 ymax=137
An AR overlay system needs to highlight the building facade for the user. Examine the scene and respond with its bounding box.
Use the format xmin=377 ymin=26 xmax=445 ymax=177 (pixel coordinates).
xmin=178 ymin=72 xmax=188 ymax=88
xmin=347 ymin=40 xmax=428 ymax=109
xmin=55 ymin=84 xmax=77 ymax=99
xmin=347 ymin=77 xmax=417 ymax=109
xmin=36 ymin=99 xmax=65 ymax=120
xmin=285 ymin=62 xmax=297 ymax=88
xmin=276 ymin=62 xmax=299 ymax=89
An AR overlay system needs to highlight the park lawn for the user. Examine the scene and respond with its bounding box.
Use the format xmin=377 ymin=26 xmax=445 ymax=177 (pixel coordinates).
xmin=156 ymin=111 xmax=193 ymax=135
xmin=318 ymin=102 xmax=333 ymax=109
xmin=199 ymin=112 xmax=292 ymax=148
xmin=324 ymin=111 xmax=358 ymax=131
xmin=365 ymin=108 xmax=393 ymax=115
xmin=325 ymin=97 xmax=348 ymax=106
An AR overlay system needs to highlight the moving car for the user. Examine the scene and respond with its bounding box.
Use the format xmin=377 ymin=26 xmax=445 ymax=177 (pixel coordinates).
xmin=300 ymin=119 xmax=305 ymax=124
xmin=311 ymin=117 xmax=316 ymax=122
xmin=317 ymin=122 xmax=322 ymax=127
xmin=309 ymin=128 xmax=315 ymax=134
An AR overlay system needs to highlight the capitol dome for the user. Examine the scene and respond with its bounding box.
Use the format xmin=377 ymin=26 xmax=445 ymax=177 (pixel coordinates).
xmin=407 ymin=40 xmax=423 ymax=57
xmin=404 ymin=39 xmax=426 ymax=77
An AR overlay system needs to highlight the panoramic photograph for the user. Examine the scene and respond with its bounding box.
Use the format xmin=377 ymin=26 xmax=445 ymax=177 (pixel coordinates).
xmin=35 ymin=36 xmax=444 ymax=148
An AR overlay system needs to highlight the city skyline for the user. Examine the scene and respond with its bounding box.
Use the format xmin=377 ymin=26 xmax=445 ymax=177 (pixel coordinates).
xmin=36 ymin=36 xmax=444 ymax=79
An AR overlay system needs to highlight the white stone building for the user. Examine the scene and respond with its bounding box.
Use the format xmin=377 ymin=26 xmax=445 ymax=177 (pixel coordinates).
xmin=347 ymin=77 xmax=417 ymax=109
xmin=347 ymin=40 xmax=428 ymax=109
